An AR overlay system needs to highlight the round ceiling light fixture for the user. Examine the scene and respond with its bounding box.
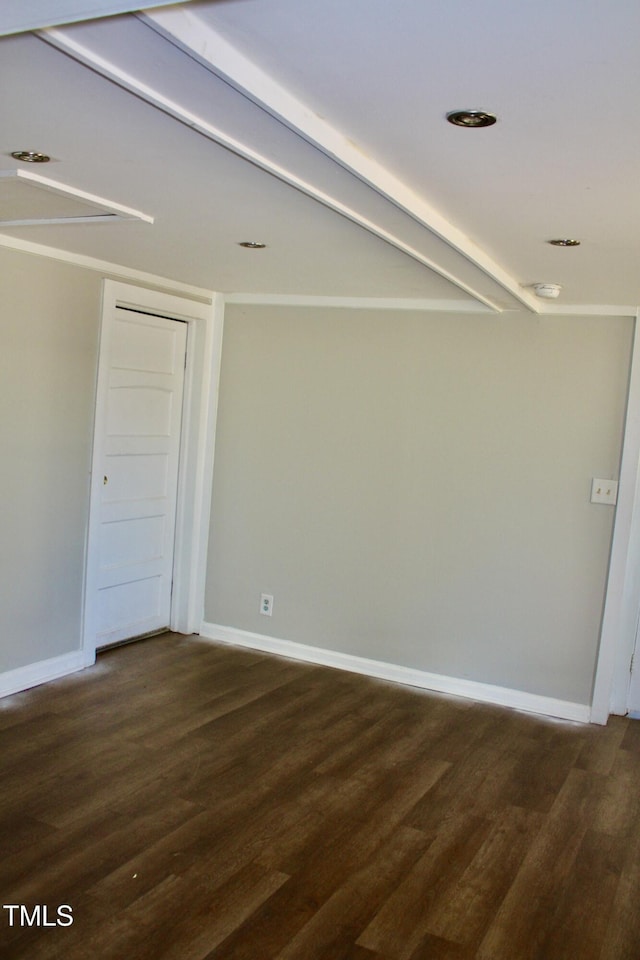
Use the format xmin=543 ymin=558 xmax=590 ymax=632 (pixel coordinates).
xmin=238 ymin=241 xmax=267 ymax=249
xmin=11 ymin=150 xmax=51 ymax=163
xmin=446 ymin=110 xmax=497 ymax=128
xmin=548 ymin=238 xmax=581 ymax=247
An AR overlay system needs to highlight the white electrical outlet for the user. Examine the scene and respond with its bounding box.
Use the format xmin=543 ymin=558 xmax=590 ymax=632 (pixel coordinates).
xmin=260 ymin=593 xmax=274 ymax=616
xmin=591 ymin=478 xmax=618 ymax=505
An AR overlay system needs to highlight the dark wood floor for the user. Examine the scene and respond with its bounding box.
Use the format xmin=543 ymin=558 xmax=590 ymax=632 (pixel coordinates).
xmin=1 ymin=633 xmax=639 ymax=959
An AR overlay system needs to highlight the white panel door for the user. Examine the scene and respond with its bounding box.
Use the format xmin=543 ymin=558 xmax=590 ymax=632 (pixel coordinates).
xmin=96 ymin=308 xmax=187 ymax=647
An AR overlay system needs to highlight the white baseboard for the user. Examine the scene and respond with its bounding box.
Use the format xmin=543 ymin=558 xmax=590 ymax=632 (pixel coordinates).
xmin=199 ymin=622 xmax=592 ymax=724
xmin=0 ymin=650 xmax=88 ymax=699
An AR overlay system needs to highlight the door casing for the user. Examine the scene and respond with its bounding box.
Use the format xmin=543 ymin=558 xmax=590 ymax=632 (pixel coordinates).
xmin=82 ymin=279 xmax=223 ymax=665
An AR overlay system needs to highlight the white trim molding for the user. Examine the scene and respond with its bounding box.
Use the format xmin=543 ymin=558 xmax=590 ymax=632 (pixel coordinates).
xmin=591 ymin=309 xmax=640 ymax=722
xmin=0 ymin=167 xmax=154 ymax=226
xmin=224 ymin=294 xmax=638 ymax=318
xmin=0 ymin=650 xmax=88 ymax=699
xmin=200 ymin=622 xmax=591 ymax=724
xmin=540 ymin=304 xmax=639 ymax=318
xmin=224 ymin=293 xmax=493 ymax=313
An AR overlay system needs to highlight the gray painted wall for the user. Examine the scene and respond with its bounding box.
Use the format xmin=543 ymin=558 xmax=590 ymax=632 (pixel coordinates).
xmin=205 ymin=304 xmax=633 ymax=705
xmin=0 ymin=245 xmax=633 ymax=708
xmin=0 ymin=246 xmax=101 ymax=671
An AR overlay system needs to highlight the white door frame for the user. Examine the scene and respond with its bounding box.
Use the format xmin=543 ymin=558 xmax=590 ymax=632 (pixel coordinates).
xmin=628 ymin=621 xmax=640 ymax=717
xmin=82 ymin=279 xmax=224 ymax=665
xmin=591 ymin=308 xmax=640 ymax=722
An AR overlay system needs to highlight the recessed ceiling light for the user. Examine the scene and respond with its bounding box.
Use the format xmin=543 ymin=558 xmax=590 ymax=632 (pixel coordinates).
xmin=446 ymin=110 xmax=497 ymax=128
xmin=11 ymin=150 xmax=51 ymax=163
xmin=238 ymin=241 xmax=267 ymax=249
xmin=548 ymin=238 xmax=581 ymax=247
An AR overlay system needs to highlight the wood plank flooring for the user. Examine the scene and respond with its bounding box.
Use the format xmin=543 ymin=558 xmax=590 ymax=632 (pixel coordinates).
xmin=1 ymin=632 xmax=639 ymax=959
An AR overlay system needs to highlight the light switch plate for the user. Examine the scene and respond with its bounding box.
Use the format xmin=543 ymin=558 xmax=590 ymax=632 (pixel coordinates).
xmin=591 ymin=478 xmax=618 ymax=505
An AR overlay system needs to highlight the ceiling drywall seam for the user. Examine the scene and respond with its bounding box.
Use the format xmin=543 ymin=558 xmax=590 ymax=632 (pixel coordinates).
xmin=39 ymin=27 xmax=505 ymax=314
xmin=140 ymin=7 xmax=541 ymax=315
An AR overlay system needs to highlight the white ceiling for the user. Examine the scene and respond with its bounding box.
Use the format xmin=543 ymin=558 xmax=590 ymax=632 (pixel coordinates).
xmin=0 ymin=0 xmax=194 ymax=35
xmin=1 ymin=0 xmax=639 ymax=312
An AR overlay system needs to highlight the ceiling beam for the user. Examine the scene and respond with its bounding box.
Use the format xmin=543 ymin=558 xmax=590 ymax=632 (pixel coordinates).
xmin=141 ymin=6 xmax=541 ymax=314
xmin=40 ymin=25 xmax=508 ymax=313
xmin=0 ymin=0 xmax=192 ymax=37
